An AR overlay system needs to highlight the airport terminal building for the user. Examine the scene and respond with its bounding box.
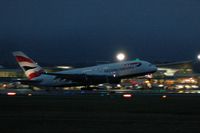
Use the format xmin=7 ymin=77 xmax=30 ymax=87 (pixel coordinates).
xmin=151 ymin=60 xmax=200 ymax=90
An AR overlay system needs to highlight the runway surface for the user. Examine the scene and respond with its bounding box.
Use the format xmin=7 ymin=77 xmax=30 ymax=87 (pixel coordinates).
xmin=0 ymin=94 xmax=200 ymax=133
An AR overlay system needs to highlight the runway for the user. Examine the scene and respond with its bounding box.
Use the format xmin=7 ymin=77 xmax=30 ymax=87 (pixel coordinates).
xmin=0 ymin=94 xmax=200 ymax=132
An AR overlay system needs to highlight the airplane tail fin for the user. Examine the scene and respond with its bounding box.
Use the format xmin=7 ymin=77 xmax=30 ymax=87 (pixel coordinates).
xmin=13 ymin=51 xmax=45 ymax=80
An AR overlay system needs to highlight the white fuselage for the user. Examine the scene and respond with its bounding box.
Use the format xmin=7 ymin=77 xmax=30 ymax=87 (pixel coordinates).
xmin=34 ymin=60 xmax=157 ymax=87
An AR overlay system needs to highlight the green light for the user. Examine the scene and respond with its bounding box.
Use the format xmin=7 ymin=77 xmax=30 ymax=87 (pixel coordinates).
xmin=134 ymin=58 xmax=140 ymax=61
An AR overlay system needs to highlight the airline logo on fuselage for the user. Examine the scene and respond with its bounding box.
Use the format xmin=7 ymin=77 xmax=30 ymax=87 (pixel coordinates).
xmin=104 ymin=62 xmax=142 ymax=73
xmin=123 ymin=62 xmax=142 ymax=67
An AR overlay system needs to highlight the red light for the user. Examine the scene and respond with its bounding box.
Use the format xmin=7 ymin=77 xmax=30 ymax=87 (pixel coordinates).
xmin=7 ymin=92 xmax=16 ymax=96
xmin=123 ymin=94 xmax=132 ymax=98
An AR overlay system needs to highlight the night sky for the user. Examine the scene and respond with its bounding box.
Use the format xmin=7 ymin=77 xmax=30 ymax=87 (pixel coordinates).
xmin=1 ymin=0 xmax=200 ymax=66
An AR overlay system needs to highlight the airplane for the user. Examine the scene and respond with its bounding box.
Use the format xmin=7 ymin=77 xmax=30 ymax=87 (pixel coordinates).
xmin=13 ymin=51 xmax=157 ymax=87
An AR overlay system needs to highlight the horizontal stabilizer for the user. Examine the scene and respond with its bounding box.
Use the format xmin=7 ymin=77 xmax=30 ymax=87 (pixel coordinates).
xmin=0 ymin=77 xmax=42 ymax=85
xmin=14 ymin=79 xmax=42 ymax=85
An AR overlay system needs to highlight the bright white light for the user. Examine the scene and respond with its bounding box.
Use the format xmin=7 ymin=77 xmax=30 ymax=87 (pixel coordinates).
xmin=185 ymin=85 xmax=191 ymax=89
xmin=28 ymin=93 xmax=32 ymax=96
xmin=7 ymin=92 xmax=16 ymax=96
xmin=192 ymin=85 xmax=199 ymax=89
xmin=158 ymin=84 xmax=164 ymax=87
xmin=197 ymin=54 xmax=200 ymax=60
xmin=123 ymin=94 xmax=132 ymax=98
xmin=57 ymin=66 xmax=72 ymax=69
xmin=116 ymin=53 xmax=126 ymax=61
xmin=177 ymin=85 xmax=184 ymax=89
xmin=117 ymin=84 xmax=121 ymax=88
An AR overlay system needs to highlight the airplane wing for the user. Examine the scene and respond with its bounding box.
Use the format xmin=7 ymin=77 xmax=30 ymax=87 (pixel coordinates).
xmin=45 ymin=73 xmax=114 ymax=82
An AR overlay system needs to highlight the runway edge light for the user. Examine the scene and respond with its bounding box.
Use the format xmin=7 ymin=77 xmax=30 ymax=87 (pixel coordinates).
xmin=123 ymin=94 xmax=133 ymax=98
